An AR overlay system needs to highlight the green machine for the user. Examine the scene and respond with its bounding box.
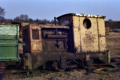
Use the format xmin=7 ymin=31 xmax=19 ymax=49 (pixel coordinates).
xmin=0 ymin=24 xmax=20 ymax=61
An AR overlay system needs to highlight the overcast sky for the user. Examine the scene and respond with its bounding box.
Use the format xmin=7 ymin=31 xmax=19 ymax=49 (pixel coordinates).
xmin=0 ymin=0 xmax=120 ymax=20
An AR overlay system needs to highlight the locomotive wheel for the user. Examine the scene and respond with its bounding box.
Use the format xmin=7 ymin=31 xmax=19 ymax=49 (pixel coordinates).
xmin=85 ymin=60 xmax=94 ymax=73
xmin=23 ymin=53 xmax=32 ymax=71
xmin=77 ymin=59 xmax=85 ymax=69
xmin=52 ymin=61 xmax=59 ymax=71
xmin=60 ymin=57 xmax=67 ymax=70
xmin=105 ymin=51 xmax=111 ymax=64
xmin=84 ymin=54 xmax=94 ymax=73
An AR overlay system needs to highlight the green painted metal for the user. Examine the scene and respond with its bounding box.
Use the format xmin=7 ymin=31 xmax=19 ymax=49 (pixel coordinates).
xmin=0 ymin=24 xmax=20 ymax=61
xmin=0 ymin=35 xmax=18 ymax=39
xmin=0 ymin=24 xmax=19 ymax=39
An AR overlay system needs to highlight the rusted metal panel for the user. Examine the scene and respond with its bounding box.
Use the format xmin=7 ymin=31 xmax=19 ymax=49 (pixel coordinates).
xmin=23 ymin=26 xmax=30 ymax=53
xmin=47 ymin=35 xmax=67 ymax=39
xmin=29 ymin=24 xmax=42 ymax=53
xmin=72 ymin=16 xmax=99 ymax=52
xmin=72 ymin=16 xmax=81 ymax=52
xmin=41 ymin=28 xmax=69 ymax=52
xmin=97 ymin=18 xmax=107 ymax=51
xmin=80 ymin=17 xmax=99 ymax=52
xmin=39 ymin=24 xmax=69 ymax=29
xmin=43 ymin=39 xmax=67 ymax=51
xmin=23 ymin=24 xmax=43 ymax=54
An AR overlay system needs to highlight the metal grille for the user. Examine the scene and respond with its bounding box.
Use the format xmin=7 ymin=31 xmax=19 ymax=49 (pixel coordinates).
xmin=32 ymin=29 xmax=39 ymax=40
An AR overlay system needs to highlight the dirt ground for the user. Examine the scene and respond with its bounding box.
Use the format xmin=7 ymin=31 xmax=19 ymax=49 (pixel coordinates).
xmin=3 ymin=69 xmax=120 ymax=80
xmin=2 ymin=32 xmax=120 ymax=80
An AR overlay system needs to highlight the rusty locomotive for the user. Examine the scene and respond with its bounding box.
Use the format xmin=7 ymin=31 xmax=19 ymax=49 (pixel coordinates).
xmin=21 ymin=13 xmax=110 ymax=70
xmin=0 ymin=13 xmax=110 ymax=72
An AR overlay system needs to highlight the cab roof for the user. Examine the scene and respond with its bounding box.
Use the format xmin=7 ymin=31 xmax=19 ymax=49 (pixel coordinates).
xmin=57 ymin=13 xmax=106 ymax=19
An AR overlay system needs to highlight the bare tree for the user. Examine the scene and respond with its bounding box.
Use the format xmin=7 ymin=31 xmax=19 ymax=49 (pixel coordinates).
xmin=34 ymin=19 xmax=52 ymax=24
xmin=0 ymin=6 xmax=5 ymax=20
xmin=14 ymin=14 xmax=30 ymax=22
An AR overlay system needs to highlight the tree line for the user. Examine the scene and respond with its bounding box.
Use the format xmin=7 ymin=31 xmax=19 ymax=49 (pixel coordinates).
xmin=1 ymin=6 xmax=120 ymax=28
xmin=0 ymin=6 xmax=55 ymax=24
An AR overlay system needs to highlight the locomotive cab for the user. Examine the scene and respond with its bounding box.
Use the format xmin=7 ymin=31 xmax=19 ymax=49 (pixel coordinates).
xmin=57 ymin=13 xmax=110 ymax=64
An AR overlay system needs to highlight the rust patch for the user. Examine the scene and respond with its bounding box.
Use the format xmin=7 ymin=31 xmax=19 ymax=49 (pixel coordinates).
xmin=84 ymin=32 xmax=95 ymax=44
